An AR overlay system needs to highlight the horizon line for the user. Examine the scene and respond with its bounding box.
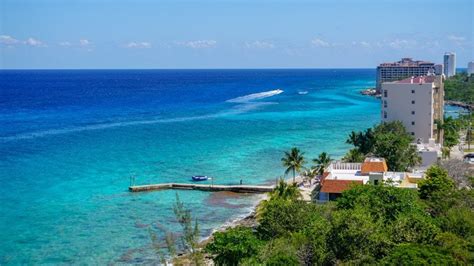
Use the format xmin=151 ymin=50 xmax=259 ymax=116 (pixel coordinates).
xmin=0 ymin=67 xmax=379 ymax=71
xmin=1 ymin=67 xmax=467 ymax=71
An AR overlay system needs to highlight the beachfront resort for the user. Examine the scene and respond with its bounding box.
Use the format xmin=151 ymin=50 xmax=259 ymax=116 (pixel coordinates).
xmin=200 ymin=55 xmax=474 ymax=265
xmin=2 ymin=1 xmax=473 ymax=264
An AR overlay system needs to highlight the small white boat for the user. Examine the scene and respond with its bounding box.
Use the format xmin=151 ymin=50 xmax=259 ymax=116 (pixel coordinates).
xmin=297 ymin=91 xmax=308 ymax=95
xmin=192 ymin=175 xmax=209 ymax=181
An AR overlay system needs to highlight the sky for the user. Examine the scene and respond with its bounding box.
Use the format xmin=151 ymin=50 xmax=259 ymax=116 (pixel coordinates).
xmin=0 ymin=0 xmax=473 ymax=69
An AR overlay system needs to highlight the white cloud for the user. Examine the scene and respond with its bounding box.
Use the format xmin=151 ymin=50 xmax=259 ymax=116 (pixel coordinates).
xmin=126 ymin=41 xmax=152 ymax=49
xmin=245 ymin=40 xmax=275 ymax=49
xmin=447 ymin=35 xmax=467 ymax=46
xmin=387 ymin=39 xmax=417 ymax=49
xmin=0 ymin=35 xmax=46 ymax=47
xmin=79 ymin=39 xmax=91 ymax=46
xmin=59 ymin=41 xmax=72 ymax=46
xmin=351 ymin=41 xmax=371 ymax=48
xmin=311 ymin=38 xmax=330 ymax=47
xmin=359 ymin=41 xmax=371 ymax=48
xmin=0 ymin=35 xmax=20 ymax=45
xmin=176 ymin=40 xmax=217 ymax=49
xmin=25 ymin=37 xmax=46 ymax=47
xmin=448 ymin=35 xmax=465 ymax=42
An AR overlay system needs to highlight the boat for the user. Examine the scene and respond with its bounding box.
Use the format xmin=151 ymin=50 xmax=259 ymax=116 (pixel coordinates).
xmin=191 ymin=175 xmax=209 ymax=181
xmin=297 ymin=90 xmax=308 ymax=95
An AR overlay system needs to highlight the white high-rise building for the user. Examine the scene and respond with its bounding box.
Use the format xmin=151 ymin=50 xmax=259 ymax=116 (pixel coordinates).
xmin=468 ymin=61 xmax=474 ymax=75
xmin=443 ymin=52 xmax=456 ymax=77
xmin=381 ymin=75 xmax=444 ymax=144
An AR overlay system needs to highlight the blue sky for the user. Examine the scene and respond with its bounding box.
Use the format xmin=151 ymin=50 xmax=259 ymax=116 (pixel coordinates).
xmin=1 ymin=0 xmax=472 ymax=69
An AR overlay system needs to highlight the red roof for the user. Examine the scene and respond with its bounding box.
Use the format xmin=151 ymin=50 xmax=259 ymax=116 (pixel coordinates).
xmin=320 ymin=179 xmax=363 ymax=193
xmin=361 ymin=159 xmax=388 ymax=174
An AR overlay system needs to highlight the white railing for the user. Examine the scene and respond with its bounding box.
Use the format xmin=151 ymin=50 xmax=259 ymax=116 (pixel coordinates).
xmin=328 ymin=161 xmax=362 ymax=171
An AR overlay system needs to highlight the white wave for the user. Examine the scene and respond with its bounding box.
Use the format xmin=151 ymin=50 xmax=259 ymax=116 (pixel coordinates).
xmin=0 ymin=114 xmax=221 ymax=142
xmin=226 ymin=89 xmax=283 ymax=103
xmin=2 ymin=90 xmax=283 ymax=142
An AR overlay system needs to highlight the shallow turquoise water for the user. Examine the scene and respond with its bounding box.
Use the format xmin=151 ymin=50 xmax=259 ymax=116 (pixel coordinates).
xmin=0 ymin=69 xmax=380 ymax=264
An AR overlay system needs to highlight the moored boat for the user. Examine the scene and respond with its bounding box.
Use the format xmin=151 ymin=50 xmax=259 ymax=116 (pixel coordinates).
xmin=192 ymin=175 xmax=209 ymax=181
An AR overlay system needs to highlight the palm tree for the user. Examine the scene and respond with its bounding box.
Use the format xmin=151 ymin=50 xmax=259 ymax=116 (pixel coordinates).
xmin=313 ymin=152 xmax=331 ymax=176
xmin=281 ymin=147 xmax=306 ymax=183
xmin=302 ymin=167 xmax=318 ymax=183
xmin=269 ymin=179 xmax=301 ymax=201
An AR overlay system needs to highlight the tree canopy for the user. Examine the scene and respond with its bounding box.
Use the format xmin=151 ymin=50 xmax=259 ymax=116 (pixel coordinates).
xmin=343 ymin=121 xmax=421 ymax=171
xmin=205 ymin=164 xmax=474 ymax=265
xmin=444 ymin=72 xmax=474 ymax=104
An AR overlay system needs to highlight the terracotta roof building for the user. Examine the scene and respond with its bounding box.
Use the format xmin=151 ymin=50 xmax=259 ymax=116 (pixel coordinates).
xmin=318 ymin=157 xmax=424 ymax=201
xmin=360 ymin=158 xmax=388 ymax=175
xmin=320 ymin=179 xmax=363 ymax=194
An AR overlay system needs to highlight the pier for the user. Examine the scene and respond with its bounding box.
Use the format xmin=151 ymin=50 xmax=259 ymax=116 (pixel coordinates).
xmin=129 ymin=183 xmax=275 ymax=193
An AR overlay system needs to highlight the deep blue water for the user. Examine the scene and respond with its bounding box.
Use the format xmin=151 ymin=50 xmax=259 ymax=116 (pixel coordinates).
xmin=0 ymin=69 xmax=380 ymax=264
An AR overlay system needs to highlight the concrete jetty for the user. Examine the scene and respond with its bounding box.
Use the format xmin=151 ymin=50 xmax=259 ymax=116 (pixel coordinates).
xmin=129 ymin=183 xmax=275 ymax=193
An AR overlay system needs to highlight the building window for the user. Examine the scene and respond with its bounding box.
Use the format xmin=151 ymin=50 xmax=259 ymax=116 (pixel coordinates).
xmin=383 ymin=111 xmax=387 ymax=119
xmin=411 ymin=90 xmax=415 ymax=94
xmin=411 ymin=111 xmax=415 ymax=115
xmin=383 ymin=100 xmax=387 ymax=108
xmin=412 ymin=121 xmax=415 ymax=125
xmin=374 ymin=179 xmax=379 ymax=185
xmin=411 ymin=132 xmax=415 ymax=135
xmin=411 ymin=100 xmax=415 ymax=104
xmin=384 ymin=90 xmax=387 ymax=97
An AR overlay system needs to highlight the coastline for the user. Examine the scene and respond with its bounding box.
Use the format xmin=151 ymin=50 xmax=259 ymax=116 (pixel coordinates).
xmin=200 ymin=192 xmax=267 ymax=244
xmin=445 ymin=100 xmax=473 ymax=111
xmin=173 ymin=193 xmax=266 ymax=264
xmin=199 ymin=175 xmax=311 ymax=244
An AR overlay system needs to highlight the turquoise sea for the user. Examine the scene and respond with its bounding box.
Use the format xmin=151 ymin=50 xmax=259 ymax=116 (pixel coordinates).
xmin=0 ymin=69 xmax=380 ymax=264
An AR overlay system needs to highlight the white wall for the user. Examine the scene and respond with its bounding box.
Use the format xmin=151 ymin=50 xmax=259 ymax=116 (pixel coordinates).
xmin=381 ymin=82 xmax=434 ymax=143
xmin=468 ymin=62 xmax=474 ymax=75
xmin=444 ymin=53 xmax=456 ymax=77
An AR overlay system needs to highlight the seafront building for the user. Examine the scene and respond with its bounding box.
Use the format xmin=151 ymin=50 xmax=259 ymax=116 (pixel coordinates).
xmin=381 ymin=75 xmax=444 ymax=168
xmin=468 ymin=61 xmax=474 ymax=75
xmin=319 ymin=158 xmax=424 ymax=201
xmin=381 ymin=75 xmax=444 ymax=143
xmin=376 ymin=58 xmax=443 ymax=91
xmin=443 ymin=52 xmax=456 ymax=77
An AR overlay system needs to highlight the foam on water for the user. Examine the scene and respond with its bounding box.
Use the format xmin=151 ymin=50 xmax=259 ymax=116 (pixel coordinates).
xmin=1 ymin=90 xmax=282 ymax=142
xmin=226 ymin=89 xmax=284 ymax=103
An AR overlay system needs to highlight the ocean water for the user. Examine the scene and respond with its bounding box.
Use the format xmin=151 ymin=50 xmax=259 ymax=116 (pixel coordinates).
xmin=0 ymin=69 xmax=380 ymax=264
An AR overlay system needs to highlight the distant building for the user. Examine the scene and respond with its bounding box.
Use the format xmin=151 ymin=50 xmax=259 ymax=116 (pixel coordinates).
xmin=381 ymin=75 xmax=444 ymax=144
xmin=443 ymin=52 xmax=456 ymax=77
xmin=376 ymin=58 xmax=443 ymax=90
xmin=468 ymin=61 xmax=474 ymax=75
xmin=416 ymin=139 xmax=442 ymax=169
xmin=319 ymin=158 xmax=424 ymax=201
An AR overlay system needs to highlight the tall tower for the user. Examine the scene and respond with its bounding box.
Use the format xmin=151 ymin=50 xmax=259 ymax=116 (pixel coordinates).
xmin=468 ymin=61 xmax=474 ymax=75
xmin=443 ymin=52 xmax=456 ymax=77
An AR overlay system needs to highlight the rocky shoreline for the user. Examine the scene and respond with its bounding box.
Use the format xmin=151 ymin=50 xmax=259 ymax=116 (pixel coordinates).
xmin=445 ymin=100 xmax=473 ymax=111
xmin=359 ymin=88 xmax=381 ymax=98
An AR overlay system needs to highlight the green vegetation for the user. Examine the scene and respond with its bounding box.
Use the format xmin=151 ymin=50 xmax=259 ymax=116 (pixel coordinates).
xmin=205 ymin=164 xmax=474 ymax=265
xmin=444 ymin=72 xmax=474 ymax=104
xmin=313 ymin=152 xmax=331 ymax=176
xmin=150 ymin=193 xmax=204 ymax=265
xmin=438 ymin=116 xmax=462 ymax=149
xmin=343 ymin=121 xmax=421 ymax=171
xmin=205 ymin=227 xmax=263 ymax=266
xmin=281 ymin=147 xmax=306 ymax=183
